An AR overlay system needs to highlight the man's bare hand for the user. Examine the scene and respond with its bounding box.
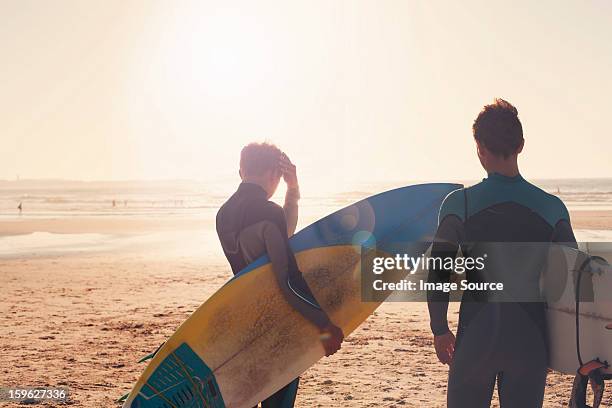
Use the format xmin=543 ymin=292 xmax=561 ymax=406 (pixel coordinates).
xmin=434 ymin=331 xmax=456 ymax=365
xmin=320 ymin=323 xmax=344 ymax=357
xmin=279 ymin=153 xmax=298 ymax=189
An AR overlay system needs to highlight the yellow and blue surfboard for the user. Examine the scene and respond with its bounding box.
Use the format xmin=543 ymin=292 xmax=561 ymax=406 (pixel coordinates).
xmin=122 ymin=183 xmax=461 ymax=408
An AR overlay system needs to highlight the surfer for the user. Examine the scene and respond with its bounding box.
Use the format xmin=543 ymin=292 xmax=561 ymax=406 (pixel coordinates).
xmin=426 ymin=99 xmax=577 ymax=408
xmin=216 ymin=142 xmax=344 ymax=407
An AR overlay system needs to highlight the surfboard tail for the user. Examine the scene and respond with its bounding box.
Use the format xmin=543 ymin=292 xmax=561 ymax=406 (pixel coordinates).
xmin=126 ymin=343 xmax=225 ymax=408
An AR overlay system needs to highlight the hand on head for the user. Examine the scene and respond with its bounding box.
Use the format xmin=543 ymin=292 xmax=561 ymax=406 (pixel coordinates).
xmin=279 ymin=153 xmax=298 ymax=189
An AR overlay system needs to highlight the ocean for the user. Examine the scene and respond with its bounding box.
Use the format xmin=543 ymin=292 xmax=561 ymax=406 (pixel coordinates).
xmin=1 ymin=178 xmax=612 ymax=258
xmin=1 ymin=178 xmax=611 ymax=220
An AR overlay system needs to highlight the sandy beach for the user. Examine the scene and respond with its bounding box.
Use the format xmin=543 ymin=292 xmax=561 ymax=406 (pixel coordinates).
xmin=1 ymin=210 xmax=611 ymax=407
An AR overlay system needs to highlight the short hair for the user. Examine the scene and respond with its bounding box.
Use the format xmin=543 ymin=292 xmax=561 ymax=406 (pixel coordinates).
xmin=240 ymin=142 xmax=282 ymax=176
xmin=473 ymin=98 xmax=523 ymax=158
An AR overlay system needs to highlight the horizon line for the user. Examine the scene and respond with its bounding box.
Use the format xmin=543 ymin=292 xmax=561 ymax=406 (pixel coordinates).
xmin=1 ymin=176 xmax=612 ymax=184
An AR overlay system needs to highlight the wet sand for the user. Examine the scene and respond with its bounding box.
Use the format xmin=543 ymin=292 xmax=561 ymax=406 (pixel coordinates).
xmin=2 ymin=209 xmax=611 ymax=237
xmin=0 ymin=216 xmax=213 ymax=237
xmin=1 ymin=210 xmax=611 ymax=407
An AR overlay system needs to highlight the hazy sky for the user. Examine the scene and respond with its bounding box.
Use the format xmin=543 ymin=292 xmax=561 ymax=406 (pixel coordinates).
xmin=1 ymin=0 xmax=611 ymax=189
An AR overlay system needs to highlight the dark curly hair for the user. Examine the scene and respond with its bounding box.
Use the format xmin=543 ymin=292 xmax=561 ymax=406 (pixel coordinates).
xmin=473 ymin=98 xmax=523 ymax=158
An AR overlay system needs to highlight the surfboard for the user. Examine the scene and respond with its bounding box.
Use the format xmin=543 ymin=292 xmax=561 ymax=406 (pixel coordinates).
xmin=121 ymin=183 xmax=461 ymax=408
xmin=546 ymin=243 xmax=612 ymax=375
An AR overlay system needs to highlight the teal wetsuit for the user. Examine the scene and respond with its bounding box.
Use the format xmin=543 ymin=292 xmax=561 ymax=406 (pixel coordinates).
xmin=427 ymin=173 xmax=576 ymax=408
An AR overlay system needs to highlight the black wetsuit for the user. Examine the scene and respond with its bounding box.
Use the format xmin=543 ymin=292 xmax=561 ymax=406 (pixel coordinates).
xmin=216 ymin=182 xmax=329 ymax=408
xmin=427 ymin=173 xmax=576 ymax=408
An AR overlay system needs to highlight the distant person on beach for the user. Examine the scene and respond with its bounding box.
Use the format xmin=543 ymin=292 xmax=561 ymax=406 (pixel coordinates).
xmin=216 ymin=142 xmax=344 ymax=408
xmin=426 ymin=99 xmax=577 ymax=408
xmin=17 ymin=201 xmax=22 ymax=214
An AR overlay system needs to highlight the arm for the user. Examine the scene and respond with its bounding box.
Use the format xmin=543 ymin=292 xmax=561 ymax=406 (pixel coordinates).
xmin=263 ymin=205 xmax=343 ymax=356
xmin=283 ymin=187 xmax=300 ymax=237
xmin=550 ymin=214 xmax=597 ymax=302
xmin=261 ymin=221 xmax=330 ymax=329
xmin=279 ymin=153 xmax=299 ymax=237
xmin=551 ymin=219 xmax=577 ymax=248
xmin=550 ymin=198 xmax=577 ymax=248
xmin=427 ymin=188 xmax=466 ymax=365
xmin=427 ymin=215 xmax=463 ymax=336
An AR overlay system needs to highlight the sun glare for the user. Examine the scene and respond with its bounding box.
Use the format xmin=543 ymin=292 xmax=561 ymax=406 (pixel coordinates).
xmin=123 ymin=4 xmax=290 ymax=181
xmin=165 ymin=6 xmax=277 ymax=101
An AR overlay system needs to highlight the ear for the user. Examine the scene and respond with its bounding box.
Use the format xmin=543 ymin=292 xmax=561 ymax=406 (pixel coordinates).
xmin=476 ymin=140 xmax=484 ymax=157
xmin=516 ymin=139 xmax=525 ymax=154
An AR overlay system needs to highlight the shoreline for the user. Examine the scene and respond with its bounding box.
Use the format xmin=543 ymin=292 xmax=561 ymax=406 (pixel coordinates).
xmin=0 ymin=216 xmax=213 ymax=237
xmin=1 ymin=209 xmax=611 ymax=238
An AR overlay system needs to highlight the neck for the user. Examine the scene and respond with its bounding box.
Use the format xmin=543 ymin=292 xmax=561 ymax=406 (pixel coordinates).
xmin=487 ymin=157 xmax=520 ymax=178
xmin=242 ymin=177 xmax=269 ymax=194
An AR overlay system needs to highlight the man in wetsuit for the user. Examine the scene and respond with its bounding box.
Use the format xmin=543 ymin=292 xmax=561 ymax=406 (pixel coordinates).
xmin=427 ymin=99 xmax=577 ymax=407
xmin=216 ymin=142 xmax=344 ymax=408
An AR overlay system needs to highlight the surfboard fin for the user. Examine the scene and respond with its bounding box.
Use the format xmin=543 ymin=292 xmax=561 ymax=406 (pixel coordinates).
xmin=138 ymin=341 xmax=165 ymax=363
xmin=116 ymin=392 xmax=129 ymax=403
